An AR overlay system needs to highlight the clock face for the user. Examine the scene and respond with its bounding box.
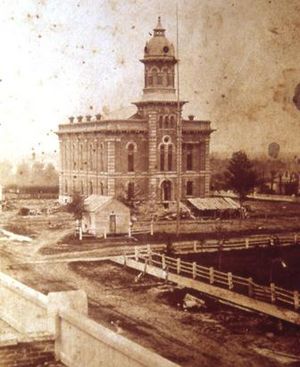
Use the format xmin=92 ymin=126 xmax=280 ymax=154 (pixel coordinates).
xmin=163 ymin=46 xmax=169 ymax=53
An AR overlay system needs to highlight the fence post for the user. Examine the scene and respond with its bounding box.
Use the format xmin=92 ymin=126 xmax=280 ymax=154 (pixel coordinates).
xmin=134 ymin=246 xmax=138 ymax=261
xmin=128 ymin=225 xmax=131 ymax=238
xmin=162 ymin=254 xmax=166 ymax=270
xmin=193 ymin=241 xmax=197 ymax=252
xmin=294 ymin=233 xmax=298 ymax=244
xmin=248 ymin=277 xmax=253 ymax=297
xmin=103 ymin=227 xmax=107 ymax=239
xmin=150 ymin=221 xmax=154 ymax=236
xmin=209 ymin=267 xmax=214 ymax=284
xmin=176 ymin=258 xmax=181 ymax=274
xmin=270 ymin=283 xmax=276 ymax=304
xmin=245 ymin=238 xmax=249 ymax=249
xmin=294 ymin=290 xmax=299 ymax=310
xmin=192 ymin=262 xmax=197 ymax=279
xmin=228 ymin=272 xmax=233 ymax=290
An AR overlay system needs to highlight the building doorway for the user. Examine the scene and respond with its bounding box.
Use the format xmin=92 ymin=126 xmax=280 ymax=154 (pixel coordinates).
xmin=161 ymin=180 xmax=172 ymax=201
xmin=109 ymin=213 xmax=116 ymax=233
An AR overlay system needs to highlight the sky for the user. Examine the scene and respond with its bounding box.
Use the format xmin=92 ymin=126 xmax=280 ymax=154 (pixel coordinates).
xmin=0 ymin=0 xmax=299 ymax=164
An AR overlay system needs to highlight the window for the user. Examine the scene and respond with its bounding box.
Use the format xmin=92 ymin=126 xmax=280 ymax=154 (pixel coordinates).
xmin=170 ymin=115 xmax=175 ymax=128
xmin=167 ymin=72 xmax=173 ymax=86
xmin=157 ymin=75 xmax=162 ymax=85
xmin=160 ymin=145 xmax=165 ymax=171
xmin=168 ymin=145 xmax=173 ymax=171
xmin=79 ymin=144 xmax=83 ymax=170
xmin=164 ymin=116 xmax=169 ymax=129
xmin=80 ymin=180 xmax=84 ymax=195
xmin=186 ymin=181 xmax=193 ymax=196
xmin=127 ymin=182 xmax=134 ymax=200
xmin=89 ymin=181 xmax=93 ymax=195
xmin=65 ymin=180 xmax=68 ymax=194
xmin=199 ymin=143 xmax=206 ymax=170
xmin=159 ymin=115 xmax=163 ymax=129
xmin=152 ymin=68 xmax=158 ymax=85
xmin=100 ymin=143 xmax=104 ymax=171
xmin=100 ymin=182 xmax=104 ymax=195
xmin=161 ymin=180 xmax=172 ymax=201
xmin=187 ymin=144 xmax=193 ymax=171
xmin=89 ymin=144 xmax=93 ymax=170
xmin=127 ymin=143 xmax=135 ymax=172
xmin=148 ymin=75 xmax=153 ymax=86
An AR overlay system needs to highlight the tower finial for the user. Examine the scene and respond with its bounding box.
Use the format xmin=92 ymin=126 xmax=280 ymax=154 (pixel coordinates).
xmin=154 ymin=16 xmax=165 ymax=36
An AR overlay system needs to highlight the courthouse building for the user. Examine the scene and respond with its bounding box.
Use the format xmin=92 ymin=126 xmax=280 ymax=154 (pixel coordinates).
xmin=57 ymin=18 xmax=214 ymax=205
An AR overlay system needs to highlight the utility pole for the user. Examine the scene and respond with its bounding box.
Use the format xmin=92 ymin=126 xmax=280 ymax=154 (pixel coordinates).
xmin=175 ymin=2 xmax=182 ymax=237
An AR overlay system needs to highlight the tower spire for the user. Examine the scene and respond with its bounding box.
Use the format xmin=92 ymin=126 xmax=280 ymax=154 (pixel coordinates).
xmin=154 ymin=16 xmax=165 ymax=36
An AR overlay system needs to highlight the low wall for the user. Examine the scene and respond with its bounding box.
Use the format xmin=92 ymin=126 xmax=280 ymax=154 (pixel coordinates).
xmin=56 ymin=308 xmax=179 ymax=367
xmin=0 ymin=272 xmax=180 ymax=367
xmin=0 ymin=272 xmax=49 ymax=336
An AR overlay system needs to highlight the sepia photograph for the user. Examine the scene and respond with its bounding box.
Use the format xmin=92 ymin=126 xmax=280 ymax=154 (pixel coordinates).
xmin=0 ymin=0 xmax=300 ymax=366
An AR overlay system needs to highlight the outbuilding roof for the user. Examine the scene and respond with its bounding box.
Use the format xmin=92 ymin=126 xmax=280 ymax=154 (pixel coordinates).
xmin=188 ymin=197 xmax=240 ymax=211
xmin=84 ymin=195 xmax=113 ymax=212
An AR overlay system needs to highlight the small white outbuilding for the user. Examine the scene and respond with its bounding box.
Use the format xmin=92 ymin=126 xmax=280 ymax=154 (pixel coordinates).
xmin=81 ymin=195 xmax=130 ymax=237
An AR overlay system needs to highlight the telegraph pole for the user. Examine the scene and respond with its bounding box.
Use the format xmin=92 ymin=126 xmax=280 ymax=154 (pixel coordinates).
xmin=175 ymin=3 xmax=182 ymax=237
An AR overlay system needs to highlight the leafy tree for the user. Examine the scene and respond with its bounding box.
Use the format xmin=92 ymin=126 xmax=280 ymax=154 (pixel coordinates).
xmin=66 ymin=192 xmax=85 ymax=220
xmin=225 ymin=151 xmax=258 ymax=204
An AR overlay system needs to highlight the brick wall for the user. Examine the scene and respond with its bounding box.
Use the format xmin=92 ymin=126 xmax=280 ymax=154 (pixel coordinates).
xmin=0 ymin=340 xmax=64 ymax=367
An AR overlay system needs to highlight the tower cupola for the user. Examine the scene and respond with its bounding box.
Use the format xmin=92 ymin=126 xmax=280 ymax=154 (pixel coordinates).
xmin=141 ymin=17 xmax=177 ymax=100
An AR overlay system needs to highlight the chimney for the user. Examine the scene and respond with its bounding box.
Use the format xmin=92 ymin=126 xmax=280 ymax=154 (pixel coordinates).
xmin=188 ymin=115 xmax=195 ymax=121
xmin=69 ymin=116 xmax=75 ymax=123
xmin=77 ymin=115 xmax=83 ymax=123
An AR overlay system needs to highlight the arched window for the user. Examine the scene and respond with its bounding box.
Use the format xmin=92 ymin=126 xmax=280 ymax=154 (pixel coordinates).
xmin=89 ymin=181 xmax=93 ymax=195
xmin=186 ymin=181 xmax=193 ymax=196
xmin=89 ymin=144 xmax=93 ymax=171
xmin=161 ymin=180 xmax=172 ymax=201
xmin=80 ymin=180 xmax=84 ymax=195
xmin=127 ymin=182 xmax=135 ymax=200
xmin=168 ymin=145 xmax=173 ymax=171
xmin=152 ymin=68 xmax=158 ymax=86
xmin=100 ymin=182 xmax=104 ymax=195
xmin=65 ymin=180 xmax=68 ymax=194
xmin=167 ymin=71 xmax=173 ymax=86
xmin=100 ymin=143 xmax=104 ymax=171
xmin=127 ymin=143 xmax=135 ymax=172
xmin=160 ymin=145 xmax=165 ymax=171
xmin=170 ymin=115 xmax=175 ymax=128
xmin=164 ymin=116 xmax=169 ymax=128
xmin=79 ymin=144 xmax=83 ymax=170
xmin=162 ymin=67 xmax=169 ymax=87
xmin=187 ymin=144 xmax=193 ymax=171
xmin=159 ymin=115 xmax=163 ymax=129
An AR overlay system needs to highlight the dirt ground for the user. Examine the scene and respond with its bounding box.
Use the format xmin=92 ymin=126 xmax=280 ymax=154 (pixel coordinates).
xmin=1 ymin=199 xmax=300 ymax=366
xmin=3 ymin=258 xmax=300 ymax=367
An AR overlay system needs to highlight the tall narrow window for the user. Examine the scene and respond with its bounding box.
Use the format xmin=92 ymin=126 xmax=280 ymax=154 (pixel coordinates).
xmin=159 ymin=115 xmax=163 ymax=129
xmin=100 ymin=143 xmax=104 ymax=171
xmin=199 ymin=143 xmax=206 ymax=170
xmin=89 ymin=181 xmax=93 ymax=195
xmin=79 ymin=144 xmax=83 ymax=170
xmin=187 ymin=144 xmax=193 ymax=171
xmin=164 ymin=116 xmax=169 ymax=129
xmin=152 ymin=68 xmax=158 ymax=85
xmin=100 ymin=182 xmax=104 ymax=195
xmin=160 ymin=145 xmax=165 ymax=171
xmin=89 ymin=144 xmax=93 ymax=171
xmin=80 ymin=180 xmax=84 ymax=195
xmin=127 ymin=182 xmax=135 ymax=200
xmin=65 ymin=180 xmax=68 ymax=194
xmin=161 ymin=180 xmax=172 ymax=201
xmin=186 ymin=181 xmax=193 ymax=196
xmin=170 ymin=115 xmax=175 ymax=128
xmin=127 ymin=143 xmax=135 ymax=172
xmin=168 ymin=145 xmax=173 ymax=171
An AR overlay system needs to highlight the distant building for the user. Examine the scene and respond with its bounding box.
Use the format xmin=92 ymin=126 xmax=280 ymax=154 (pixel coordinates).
xmin=57 ymin=18 xmax=214 ymax=206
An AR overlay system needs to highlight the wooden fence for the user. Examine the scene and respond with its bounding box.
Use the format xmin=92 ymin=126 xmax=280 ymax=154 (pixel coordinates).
xmin=126 ymin=247 xmax=299 ymax=313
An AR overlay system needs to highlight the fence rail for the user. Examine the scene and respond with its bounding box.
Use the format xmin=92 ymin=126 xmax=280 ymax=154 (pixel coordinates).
xmin=124 ymin=246 xmax=300 ymax=313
